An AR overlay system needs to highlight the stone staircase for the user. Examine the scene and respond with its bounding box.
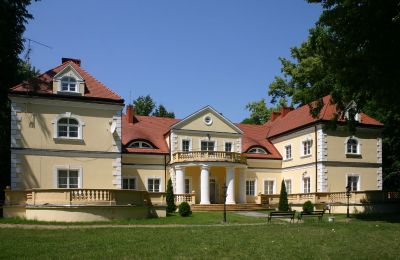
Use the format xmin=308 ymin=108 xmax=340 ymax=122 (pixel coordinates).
xmin=191 ymin=203 xmax=271 ymax=212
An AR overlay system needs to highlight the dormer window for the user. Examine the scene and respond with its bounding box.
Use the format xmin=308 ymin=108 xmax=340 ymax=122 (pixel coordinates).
xmin=61 ymin=76 xmax=77 ymax=92
xmin=248 ymin=147 xmax=267 ymax=154
xmin=129 ymin=140 xmax=154 ymax=149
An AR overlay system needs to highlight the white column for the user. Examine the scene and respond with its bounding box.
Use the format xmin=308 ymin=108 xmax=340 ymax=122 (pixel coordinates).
xmin=238 ymin=168 xmax=247 ymax=204
xmin=225 ymin=167 xmax=236 ymax=204
xmin=200 ymin=165 xmax=210 ymax=204
xmin=175 ymin=166 xmax=185 ymax=194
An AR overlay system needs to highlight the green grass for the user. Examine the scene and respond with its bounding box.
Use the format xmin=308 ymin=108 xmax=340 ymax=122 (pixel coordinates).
xmin=0 ymin=212 xmax=266 ymax=226
xmin=0 ymin=218 xmax=399 ymax=259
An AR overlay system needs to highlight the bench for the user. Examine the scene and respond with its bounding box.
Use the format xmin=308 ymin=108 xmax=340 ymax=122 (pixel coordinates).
xmin=297 ymin=210 xmax=325 ymax=222
xmin=267 ymin=211 xmax=296 ymax=223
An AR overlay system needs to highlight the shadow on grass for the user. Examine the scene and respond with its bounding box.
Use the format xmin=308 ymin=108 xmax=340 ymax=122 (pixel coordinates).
xmin=353 ymin=212 xmax=400 ymax=223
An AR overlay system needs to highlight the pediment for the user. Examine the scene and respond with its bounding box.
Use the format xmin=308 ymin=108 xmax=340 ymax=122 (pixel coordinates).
xmin=53 ymin=64 xmax=84 ymax=81
xmin=171 ymin=106 xmax=243 ymax=134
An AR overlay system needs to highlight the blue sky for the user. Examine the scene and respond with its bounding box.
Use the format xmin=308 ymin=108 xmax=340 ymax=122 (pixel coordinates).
xmin=24 ymin=0 xmax=321 ymax=122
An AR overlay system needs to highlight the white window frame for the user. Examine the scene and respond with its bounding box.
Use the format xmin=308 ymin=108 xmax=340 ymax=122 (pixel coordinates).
xmin=284 ymin=179 xmax=292 ymax=194
xmin=181 ymin=139 xmax=192 ymax=152
xmin=129 ymin=140 xmax=154 ymax=149
xmin=122 ymin=177 xmax=137 ymax=190
xmin=284 ymin=145 xmax=292 ymax=161
xmin=146 ymin=177 xmax=163 ymax=192
xmin=184 ymin=177 xmax=192 ymax=194
xmin=346 ymin=174 xmax=361 ymax=191
xmin=60 ymin=76 xmax=79 ymax=93
xmin=301 ymin=138 xmax=313 ymax=157
xmin=263 ymin=178 xmax=276 ymax=195
xmin=345 ymin=136 xmax=361 ymax=155
xmin=248 ymin=147 xmax=268 ymax=154
xmin=302 ymin=176 xmax=311 ymax=194
xmin=224 ymin=141 xmax=233 ymax=152
xmin=53 ymin=165 xmax=82 ymax=188
xmin=245 ymin=178 xmax=257 ymax=196
xmin=52 ymin=113 xmax=85 ymax=140
xmin=200 ymin=139 xmax=217 ymax=151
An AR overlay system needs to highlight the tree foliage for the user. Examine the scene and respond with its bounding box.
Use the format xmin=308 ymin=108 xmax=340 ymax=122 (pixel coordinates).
xmin=267 ymin=0 xmax=400 ymax=190
xmin=0 ymin=0 xmax=35 ymax=198
xmin=241 ymin=99 xmax=285 ymax=125
xmin=166 ymin=178 xmax=176 ymax=213
xmin=278 ymin=180 xmax=289 ymax=211
xmin=133 ymin=95 xmax=175 ymax=118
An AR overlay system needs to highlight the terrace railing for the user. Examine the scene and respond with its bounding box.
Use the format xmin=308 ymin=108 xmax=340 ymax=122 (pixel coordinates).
xmin=172 ymin=151 xmax=247 ymax=164
xmin=174 ymin=193 xmax=196 ymax=205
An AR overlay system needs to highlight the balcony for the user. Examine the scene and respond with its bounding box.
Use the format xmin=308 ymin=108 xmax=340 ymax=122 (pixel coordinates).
xmin=172 ymin=151 xmax=247 ymax=164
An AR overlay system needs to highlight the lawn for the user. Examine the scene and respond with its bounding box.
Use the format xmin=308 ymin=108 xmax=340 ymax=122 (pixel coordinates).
xmin=0 ymin=213 xmax=399 ymax=259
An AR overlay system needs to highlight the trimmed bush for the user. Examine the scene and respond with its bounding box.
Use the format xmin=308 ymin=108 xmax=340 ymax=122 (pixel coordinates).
xmin=278 ymin=180 xmax=289 ymax=211
xmin=302 ymin=200 xmax=314 ymax=213
xmin=178 ymin=202 xmax=192 ymax=217
xmin=166 ymin=179 xmax=176 ymax=213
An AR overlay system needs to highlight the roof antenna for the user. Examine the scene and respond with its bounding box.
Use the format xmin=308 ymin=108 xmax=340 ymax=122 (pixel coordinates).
xmin=24 ymin=38 xmax=53 ymax=63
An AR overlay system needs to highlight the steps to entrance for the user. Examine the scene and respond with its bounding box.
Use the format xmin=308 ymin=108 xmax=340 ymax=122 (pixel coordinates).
xmin=191 ymin=204 xmax=270 ymax=212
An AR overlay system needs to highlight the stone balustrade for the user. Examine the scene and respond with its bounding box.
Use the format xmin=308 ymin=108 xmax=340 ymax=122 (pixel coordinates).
xmin=172 ymin=151 xmax=246 ymax=164
xmin=175 ymin=193 xmax=196 ymax=205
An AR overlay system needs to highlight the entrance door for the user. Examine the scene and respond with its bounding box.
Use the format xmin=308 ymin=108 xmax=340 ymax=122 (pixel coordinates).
xmin=210 ymin=178 xmax=216 ymax=203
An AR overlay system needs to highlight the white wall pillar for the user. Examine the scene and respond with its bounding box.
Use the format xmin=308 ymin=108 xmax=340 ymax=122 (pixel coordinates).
xmin=200 ymin=165 xmax=210 ymax=204
xmin=225 ymin=167 xmax=236 ymax=204
xmin=175 ymin=166 xmax=185 ymax=194
xmin=238 ymin=168 xmax=246 ymax=204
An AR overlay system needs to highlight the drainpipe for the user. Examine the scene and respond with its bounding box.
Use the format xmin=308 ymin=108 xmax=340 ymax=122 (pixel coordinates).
xmin=314 ymin=125 xmax=318 ymax=193
xmin=164 ymin=154 xmax=167 ymax=191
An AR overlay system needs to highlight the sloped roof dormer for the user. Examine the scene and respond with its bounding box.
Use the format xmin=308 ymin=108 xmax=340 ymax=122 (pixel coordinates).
xmin=53 ymin=64 xmax=85 ymax=95
xmin=170 ymin=105 xmax=243 ymax=134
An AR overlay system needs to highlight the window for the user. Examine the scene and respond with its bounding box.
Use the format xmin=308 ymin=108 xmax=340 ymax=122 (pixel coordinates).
xmin=248 ymin=147 xmax=267 ymax=154
xmin=347 ymin=138 xmax=359 ymax=154
xmin=246 ymin=180 xmax=255 ymax=196
xmin=57 ymin=118 xmax=79 ymax=138
xmin=303 ymin=177 xmax=311 ymax=193
xmin=225 ymin=142 xmax=233 ymax=152
xmin=285 ymin=145 xmax=292 ymax=160
xmin=264 ymin=180 xmax=274 ymax=195
xmin=185 ymin=179 xmax=191 ymax=193
xmin=57 ymin=169 xmax=79 ymax=188
xmin=201 ymin=141 xmax=215 ymax=151
xmin=302 ymin=140 xmax=312 ymax=156
xmin=60 ymin=76 xmax=77 ymax=92
xmin=182 ymin=140 xmax=190 ymax=152
xmin=129 ymin=140 xmax=154 ymax=149
xmin=122 ymin=178 xmax=136 ymax=190
xmin=147 ymin=178 xmax=160 ymax=192
xmin=285 ymin=179 xmax=292 ymax=194
xmin=347 ymin=175 xmax=359 ymax=191
xmin=204 ymin=115 xmax=213 ymax=125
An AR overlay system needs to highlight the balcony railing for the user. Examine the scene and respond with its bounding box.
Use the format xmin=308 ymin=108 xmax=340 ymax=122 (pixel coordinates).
xmin=4 ymin=188 xmax=167 ymax=207
xmin=175 ymin=193 xmax=196 ymax=205
xmin=172 ymin=151 xmax=247 ymax=164
xmin=260 ymin=191 xmax=400 ymax=206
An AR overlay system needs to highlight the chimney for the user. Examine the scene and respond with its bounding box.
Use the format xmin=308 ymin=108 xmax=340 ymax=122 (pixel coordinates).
xmin=271 ymin=111 xmax=281 ymax=121
xmin=62 ymin=57 xmax=81 ymax=66
xmin=280 ymin=107 xmax=294 ymax=117
xmin=126 ymin=104 xmax=138 ymax=124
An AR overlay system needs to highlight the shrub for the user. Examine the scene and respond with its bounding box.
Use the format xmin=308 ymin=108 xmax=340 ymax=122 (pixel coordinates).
xmin=303 ymin=200 xmax=314 ymax=213
xmin=166 ymin=179 xmax=176 ymax=213
xmin=178 ymin=202 xmax=192 ymax=217
xmin=278 ymin=180 xmax=289 ymax=211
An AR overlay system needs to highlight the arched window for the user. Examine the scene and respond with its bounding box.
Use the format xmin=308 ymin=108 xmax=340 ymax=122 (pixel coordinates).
xmin=129 ymin=140 xmax=154 ymax=149
xmin=347 ymin=138 xmax=359 ymax=154
xmin=61 ymin=76 xmax=77 ymax=92
xmin=248 ymin=147 xmax=268 ymax=154
xmin=57 ymin=118 xmax=79 ymax=138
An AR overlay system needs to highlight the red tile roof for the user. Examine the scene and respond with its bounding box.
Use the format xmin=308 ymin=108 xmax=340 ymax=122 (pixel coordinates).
xmin=9 ymin=61 xmax=123 ymax=102
xmin=265 ymin=95 xmax=383 ymax=138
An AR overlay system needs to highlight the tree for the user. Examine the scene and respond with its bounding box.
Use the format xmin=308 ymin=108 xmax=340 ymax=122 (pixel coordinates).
xmin=132 ymin=95 xmax=175 ymax=118
xmin=267 ymin=0 xmax=400 ymax=190
xmin=0 ymin=0 xmax=34 ymax=200
xmin=166 ymin=178 xmax=176 ymax=213
xmin=152 ymin=104 xmax=175 ymax=118
xmin=241 ymin=99 xmax=286 ymax=125
xmin=278 ymin=180 xmax=289 ymax=211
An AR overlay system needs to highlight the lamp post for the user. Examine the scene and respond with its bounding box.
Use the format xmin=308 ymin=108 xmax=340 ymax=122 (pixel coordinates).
xmin=222 ymin=183 xmax=227 ymax=223
xmin=345 ymin=185 xmax=351 ymax=218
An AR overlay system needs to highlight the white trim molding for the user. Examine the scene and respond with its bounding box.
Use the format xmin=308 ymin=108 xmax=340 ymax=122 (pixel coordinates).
xmin=317 ymin=162 xmax=328 ymax=192
xmin=112 ymin=157 xmax=122 ymax=188
xmin=10 ymin=102 xmax=22 ymax=148
xmin=377 ymin=137 xmax=383 ymax=164
xmin=145 ymin=176 xmax=164 ymax=192
xmin=52 ymin=112 xmax=85 ymax=140
xmin=377 ymin=167 xmax=383 ymax=190
xmin=10 ymin=152 xmax=21 ymax=189
xmin=262 ymin=177 xmax=276 ymax=195
xmin=344 ymin=136 xmax=362 ymax=156
xmin=111 ymin=110 xmax=122 ymax=152
xmin=316 ymin=126 xmax=327 ymax=161
xmin=346 ymin=173 xmax=361 ymax=191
